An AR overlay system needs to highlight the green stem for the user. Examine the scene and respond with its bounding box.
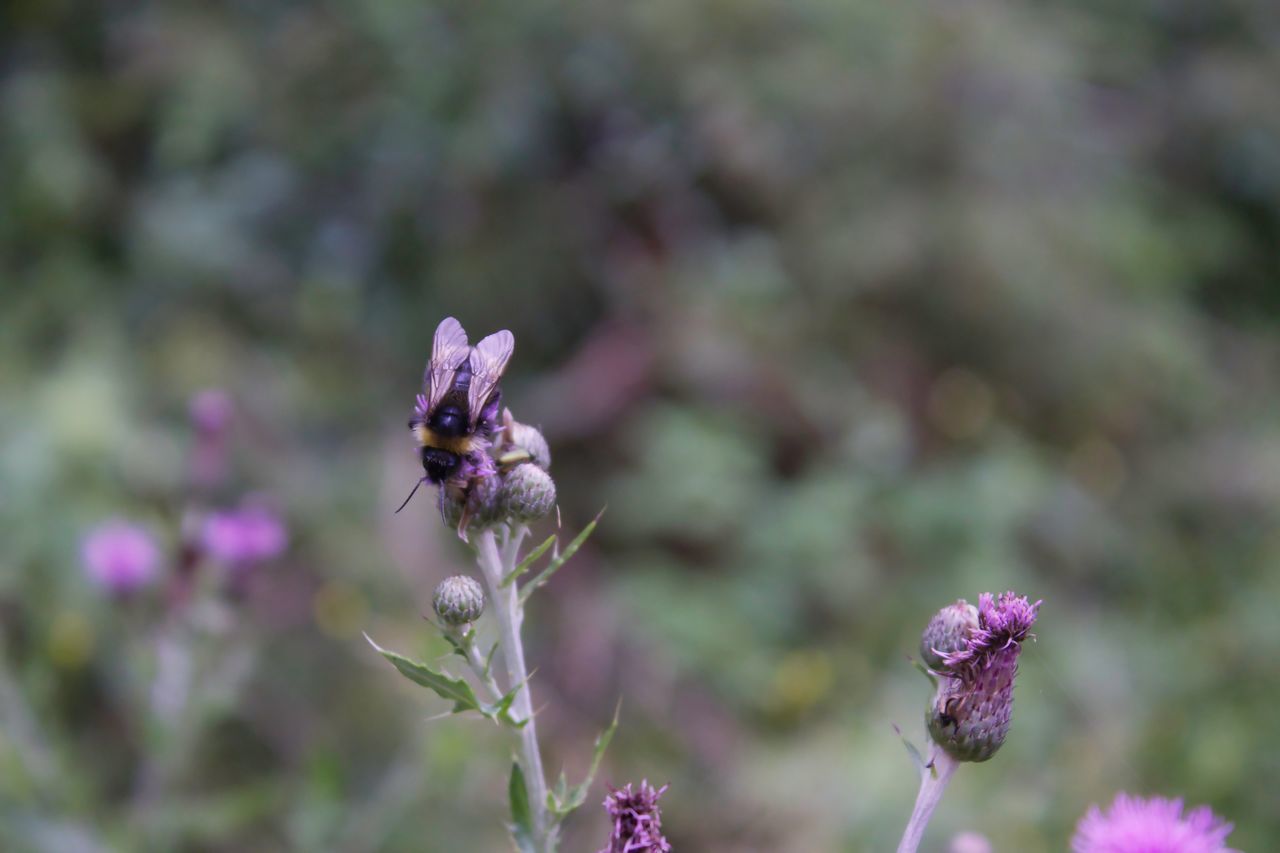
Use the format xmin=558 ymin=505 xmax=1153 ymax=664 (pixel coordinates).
xmin=475 ymin=528 xmax=552 ymax=851
xmin=896 ymin=745 xmax=959 ymax=853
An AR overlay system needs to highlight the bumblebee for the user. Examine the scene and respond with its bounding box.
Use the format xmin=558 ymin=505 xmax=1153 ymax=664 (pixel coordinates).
xmin=409 ymin=316 xmax=515 ymax=488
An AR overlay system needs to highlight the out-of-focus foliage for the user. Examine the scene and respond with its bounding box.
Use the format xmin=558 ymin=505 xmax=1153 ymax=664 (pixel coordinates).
xmin=3 ymin=0 xmax=1279 ymax=849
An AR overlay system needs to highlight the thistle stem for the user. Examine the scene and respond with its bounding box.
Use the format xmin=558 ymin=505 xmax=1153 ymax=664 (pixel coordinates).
xmin=896 ymin=746 xmax=959 ymax=853
xmin=475 ymin=528 xmax=552 ymax=851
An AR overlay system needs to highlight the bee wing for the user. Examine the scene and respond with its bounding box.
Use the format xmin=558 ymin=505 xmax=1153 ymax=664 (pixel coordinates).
xmin=424 ymin=317 xmax=470 ymax=412
xmin=466 ymin=329 xmax=515 ymax=427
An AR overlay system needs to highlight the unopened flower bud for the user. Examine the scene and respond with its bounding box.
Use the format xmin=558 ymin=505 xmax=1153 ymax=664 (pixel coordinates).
xmin=920 ymin=599 xmax=979 ymax=673
xmin=432 ymin=575 xmax=485 ymax=627
xmin=502 ymin=408 xmax=551 ymax=470
xmin=501 ymin=463 xmax=556 ymax=523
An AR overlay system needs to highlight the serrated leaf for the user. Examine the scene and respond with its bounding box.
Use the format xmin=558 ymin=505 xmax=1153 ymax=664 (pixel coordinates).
xmin=549 ymin=701 xmax=619 ymax=818
xmin=508 ymin=762 xmax=537 ymax=853
xmin=365 ymin=634 xmax=482 ymax=715
xmin=502 ymin=534 xmax=556 ymax=588
xmin=519 ymin=511 xmax=603 ymax=604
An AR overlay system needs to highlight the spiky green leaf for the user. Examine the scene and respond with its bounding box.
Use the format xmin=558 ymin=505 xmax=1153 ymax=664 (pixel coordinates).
xmin=549 ymin=702 xmax=619 ymax=818
xmin=501 ymin=534 xmax=556 ymax=588
xmin=508 ymin=763 xmax=537 ymax=853
xmin=366 ymin=634 xmax=484 ymax=715
xmin=893 ymin=723 xmax=927 ymax=775
xmin=519 ymin=511 xmax=603 ymax=604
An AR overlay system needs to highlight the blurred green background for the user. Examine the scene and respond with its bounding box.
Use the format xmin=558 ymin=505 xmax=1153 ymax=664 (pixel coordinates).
xmin=3 ymin=0 xmax=1279 ymax=850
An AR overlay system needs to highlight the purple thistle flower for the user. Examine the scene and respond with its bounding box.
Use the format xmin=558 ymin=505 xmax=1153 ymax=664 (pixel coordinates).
xmin=926 ymin=591 xmax=1040 ymax=762
xmin=201 ymin=504 xmax=288 ymax=570
xmin=599 ymin=780 xmax=672 ymax=853
xmin=1072 ymin=793 xmax=1237 ymax=853
xmin=939 ymin=591 xmax=1041 ymax=680
xmin=82 ymin=521 xmax=161 ymax=594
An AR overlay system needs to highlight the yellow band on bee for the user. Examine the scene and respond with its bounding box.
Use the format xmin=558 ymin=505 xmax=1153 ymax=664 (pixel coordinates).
xmin=414 ymin=425 xmax=476 ymax=454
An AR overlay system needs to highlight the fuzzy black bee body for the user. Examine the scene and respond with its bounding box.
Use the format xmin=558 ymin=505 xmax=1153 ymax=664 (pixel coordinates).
xmin=409 ymin=317 xmax=514 ymax=489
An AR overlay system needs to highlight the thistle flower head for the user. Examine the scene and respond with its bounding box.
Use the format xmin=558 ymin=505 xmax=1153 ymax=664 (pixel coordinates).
xmin=82 ymin=521 xmax=160 ymax=594
xmin=926 ymin=590 xmax=1040 ymax=763
xmin=1072 ymin=793 xmax=1237 ymax=853
xmin=599 ymin=780 xmax=672 ymax=853
xmin=440 ymin=463 xmax=505 ymax=531
xmin=500 ymin=463 xmax=557 ymax=523
xmin=940 ymin=591 xmax=1041 ymax=680
xmin=432 ymin=575 xmax=485 ymax=627
xmin=202 ymin=504 xmax=288 ymax=570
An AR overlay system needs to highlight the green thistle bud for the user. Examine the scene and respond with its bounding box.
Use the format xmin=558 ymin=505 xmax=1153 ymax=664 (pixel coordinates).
xmin=432 ymin=575 xmax=485 ymax=627
xmin=920 ymin=600 xmax=979 ymax=673
xmin=926 ymin=670 xmax=1013 ymax=763
xmin=500 ymin=463 xmax=557 ymax=523
xmin=501 ymin=408 xmax=551 ymax=470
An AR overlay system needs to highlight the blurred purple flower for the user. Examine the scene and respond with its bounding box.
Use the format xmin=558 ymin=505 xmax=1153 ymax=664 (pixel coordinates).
xmin=1072 ymin=793 xmax=1237 ymax=853
xmin=949 ymin=832 xmax=992 ymax=853
xmin=599 ymin=780 xmax=672 ymax=853
xmin=189 ymin=389 xmax=234 ymax=435
xmin=82 ymin=521 xmax=161 ymax=594
xmin=201 ymin=505 xmax=287 ymax=569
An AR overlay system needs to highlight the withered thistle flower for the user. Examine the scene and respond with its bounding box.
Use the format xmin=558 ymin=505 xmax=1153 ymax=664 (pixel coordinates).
xmin=599 ymin=781 xmax=672 ymax=853
xmin=925 ymin=591 xmax=1040 ymax=762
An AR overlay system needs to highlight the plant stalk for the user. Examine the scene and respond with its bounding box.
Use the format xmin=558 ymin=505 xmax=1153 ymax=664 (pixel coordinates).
xmin=896 ymin=745 xmax=959 ymax=853
xmin=475 ymin=528 xmax=552 ymax=851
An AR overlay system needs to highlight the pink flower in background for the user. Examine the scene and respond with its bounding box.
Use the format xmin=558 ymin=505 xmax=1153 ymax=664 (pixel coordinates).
xmin=82 ymin=521 xmax=161 ymax=593
xmin=201 ymin=505 xmax=287 ymax=569
xmin=189 ymin=389 xmax=234 ymax=435
xmin=949 ymin=831 xmax=992 ymax=853
xmin=1072 ymin=793 xmax=1237 ymax=853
